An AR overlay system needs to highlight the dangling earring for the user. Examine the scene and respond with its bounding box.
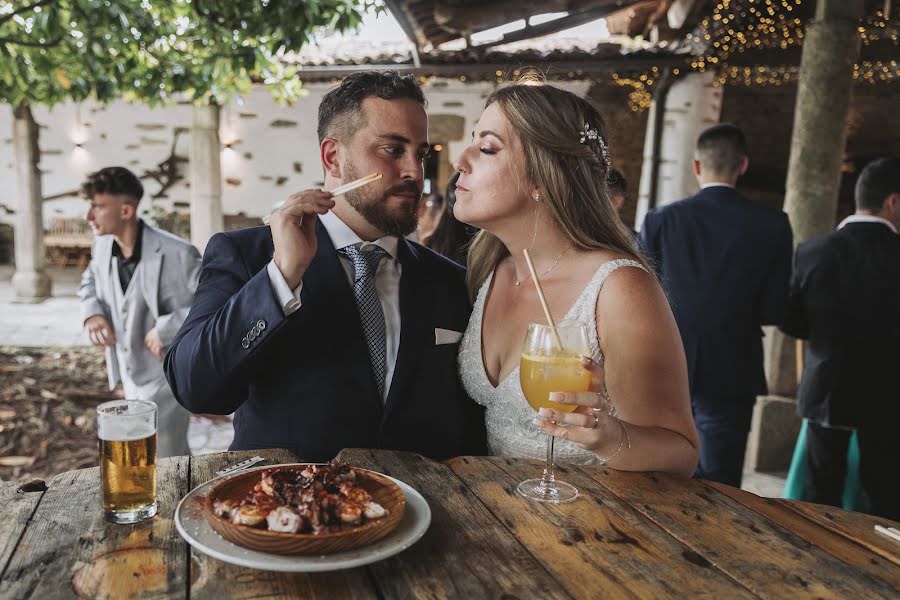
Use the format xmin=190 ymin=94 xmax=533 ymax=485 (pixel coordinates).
xmin=533 ymin=190 xmax=541 ymax=202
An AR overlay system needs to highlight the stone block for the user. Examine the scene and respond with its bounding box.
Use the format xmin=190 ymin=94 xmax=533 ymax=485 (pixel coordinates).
xmin=745 ymin=394 xmax=802 ymax=473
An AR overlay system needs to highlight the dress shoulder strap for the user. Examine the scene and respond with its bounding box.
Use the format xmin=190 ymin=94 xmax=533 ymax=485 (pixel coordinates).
xmin=569 ymin=259 xmax=648 ymax=363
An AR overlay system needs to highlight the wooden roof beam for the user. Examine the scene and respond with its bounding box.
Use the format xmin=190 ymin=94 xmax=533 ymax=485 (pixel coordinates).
xmin=384 ymin=0 xmax=426 ymax=62
xmin=468 ymin=6 xmax=623 ymax=51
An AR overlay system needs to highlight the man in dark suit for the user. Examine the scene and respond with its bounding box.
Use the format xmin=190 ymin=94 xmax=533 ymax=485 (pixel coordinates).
xmin=640 ymin=123 xmax=793 ymax=487
xmin=781 ymin=157 xmax=900 ymax=520
xmin=164 ymin=71 xmax=485 ymax=462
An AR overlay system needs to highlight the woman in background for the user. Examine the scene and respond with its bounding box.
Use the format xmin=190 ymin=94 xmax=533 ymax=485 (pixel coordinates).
xmin=425 ymin=172 xmax=476 ymax=266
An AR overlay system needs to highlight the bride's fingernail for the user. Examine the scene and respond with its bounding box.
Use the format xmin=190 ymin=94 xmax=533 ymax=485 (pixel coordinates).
xmin=539 ymin=408 xmax=551 ymax=417
xmin=548 ymin=392 xmax=564 ymax=402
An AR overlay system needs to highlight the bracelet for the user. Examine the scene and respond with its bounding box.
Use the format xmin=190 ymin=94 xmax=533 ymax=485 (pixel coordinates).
xmin=594 ymin=417 xmax=631 ymax=466
xmin=593 ymin=383 xmax=618 ymax=418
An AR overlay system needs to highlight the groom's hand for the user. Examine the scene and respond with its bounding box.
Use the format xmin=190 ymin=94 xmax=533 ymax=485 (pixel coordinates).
xmin=270 ymin=189 xmax=335 ymax=289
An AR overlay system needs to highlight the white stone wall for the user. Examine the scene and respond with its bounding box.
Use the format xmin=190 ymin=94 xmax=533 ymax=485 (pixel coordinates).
xmin=634 ymin=71 xmax=723 ymax=229
xmin=0 ymin=79 xmax=590 ymax=229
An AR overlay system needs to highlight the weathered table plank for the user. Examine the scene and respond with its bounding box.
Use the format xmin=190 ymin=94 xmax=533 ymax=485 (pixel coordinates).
xmin=0 ymin=481 xmax=45 ymax=578
xmin=449 ymin=456 xmax=756 ymax=599
xmin=777 ymin=496 xmax=900 ymax=565
xmin=584 ymin=468 xmax=898 ymax=599
xmin=337 ymin=448 xmax=571 ymax=599
xmin=706 ymin=481 xmax=900 ymax=588
xmin=2 ymin=449 xmax=896 ymax=599
xmin=0 ymin=456 xmax=189 ymax=600
xmin=188 ymin=449 xmax=378 ymax=600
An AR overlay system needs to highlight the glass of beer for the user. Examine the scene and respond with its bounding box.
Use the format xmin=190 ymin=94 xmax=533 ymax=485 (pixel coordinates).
xmin=96 ymin=400 xmax=158 ymax=524
xmin=518 ymin=320 xmax=591 ymax=504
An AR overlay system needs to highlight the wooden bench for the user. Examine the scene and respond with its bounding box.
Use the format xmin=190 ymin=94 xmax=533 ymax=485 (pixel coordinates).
xmin=44 ymin=218 xmax=92 ymax=268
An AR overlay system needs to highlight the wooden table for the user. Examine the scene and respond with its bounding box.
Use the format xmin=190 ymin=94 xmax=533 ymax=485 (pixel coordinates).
xmin=1 ymin=448 xmax=897 ymax=599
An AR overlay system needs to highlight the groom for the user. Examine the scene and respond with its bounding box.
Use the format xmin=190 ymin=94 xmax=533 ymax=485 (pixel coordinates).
xmin=164 ymin=71 xmax=485 ymax=461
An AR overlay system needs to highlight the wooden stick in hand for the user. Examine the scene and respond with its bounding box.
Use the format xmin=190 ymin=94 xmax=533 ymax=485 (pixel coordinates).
xmin=263 ymin=172 xmax=382 ymax=225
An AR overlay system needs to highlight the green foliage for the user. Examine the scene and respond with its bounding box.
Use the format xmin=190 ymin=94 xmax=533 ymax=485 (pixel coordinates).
xmin=0 ymin=0 xmax=377 ymax=108
xmin=144 ymin=204 xmax=190 ymax=241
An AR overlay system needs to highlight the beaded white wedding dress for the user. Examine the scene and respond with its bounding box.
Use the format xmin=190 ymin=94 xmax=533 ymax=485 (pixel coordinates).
xmin=459 ymin=259 xmax=645 ymax=464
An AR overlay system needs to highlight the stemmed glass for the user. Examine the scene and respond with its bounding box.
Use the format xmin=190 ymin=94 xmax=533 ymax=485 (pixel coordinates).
xmin=518 ymin=320 xmax=592 ymax=503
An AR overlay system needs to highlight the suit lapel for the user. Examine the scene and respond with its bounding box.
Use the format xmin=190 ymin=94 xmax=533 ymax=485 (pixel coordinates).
xmin=301 ymin=220 xmax=382 ymax=410
xmin=140 ymin=226 xmax=162 ymax=319
xmin=384 ymin=239 xmax=430 ymax=419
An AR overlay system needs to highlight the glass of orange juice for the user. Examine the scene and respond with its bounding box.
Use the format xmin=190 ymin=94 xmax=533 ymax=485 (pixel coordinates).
xmin=518 ymin=320 xmax=591 ymax=503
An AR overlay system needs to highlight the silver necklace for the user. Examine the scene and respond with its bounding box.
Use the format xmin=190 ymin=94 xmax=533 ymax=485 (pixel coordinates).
xmin=514 ymin=245 xmax=574 ymax=286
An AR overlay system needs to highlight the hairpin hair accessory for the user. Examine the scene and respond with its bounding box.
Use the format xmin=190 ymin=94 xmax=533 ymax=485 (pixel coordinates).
xmin=579 ymin=123 xmax=611 ymax=168
xmin=579 ymin=123 xmax=599 ymax=143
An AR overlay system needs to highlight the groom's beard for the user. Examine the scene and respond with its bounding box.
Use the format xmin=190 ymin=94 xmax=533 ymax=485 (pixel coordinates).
xmin=343 ymin=162 xmax=421 ymax=237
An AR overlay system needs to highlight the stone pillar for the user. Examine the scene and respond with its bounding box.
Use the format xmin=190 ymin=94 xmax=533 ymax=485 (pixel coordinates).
xmin=11 ymin=103 xmax=52 ymax=303
xmin=190 ymin=103 xmax=224 ymax=255
xmin=783 ymin=0 xmax=864 ymax=243
xmin=635 ymin=71 xmax=722 ymax=229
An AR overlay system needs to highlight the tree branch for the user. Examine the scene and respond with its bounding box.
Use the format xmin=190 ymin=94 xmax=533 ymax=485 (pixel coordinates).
xmin=0 ymin=35 xmax=64 ymax=47
xmin=0 ymin=0 xmax=57 ymax=27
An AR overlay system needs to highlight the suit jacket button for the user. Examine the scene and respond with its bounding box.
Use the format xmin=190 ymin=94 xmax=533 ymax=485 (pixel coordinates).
xmin=257 ymin=320 xmax=266 ymax=330
xmin=248 ymin=331 xmax=257 ymax=341
xmin=241 ymin=338 xmax=250 ymax=349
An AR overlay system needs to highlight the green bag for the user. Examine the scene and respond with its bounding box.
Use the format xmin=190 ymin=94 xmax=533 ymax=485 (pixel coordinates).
xmin=783 ymin=419 xmax=867 ymax=511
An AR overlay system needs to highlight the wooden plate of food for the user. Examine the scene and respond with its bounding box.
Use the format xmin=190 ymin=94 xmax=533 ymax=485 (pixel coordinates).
xmin=204 ymin=463 xmax=406 ymax=555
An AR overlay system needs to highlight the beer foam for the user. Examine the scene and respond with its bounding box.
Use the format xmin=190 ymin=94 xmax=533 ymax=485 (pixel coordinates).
xmin=98 ymin=422 xmax=156 ymax=442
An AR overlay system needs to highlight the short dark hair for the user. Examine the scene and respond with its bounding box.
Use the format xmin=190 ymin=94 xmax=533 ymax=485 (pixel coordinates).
xmin=855 ymin=156 xmax=900 ymax=212
xmin=607 ymin=167 xmax=627 ymax=197
xmin=317 ymin=70 xmax=426 ymax=143
xmin=695 ymin=123 xmax=748 ymax=176
xmin=81 ymin=167 xmax=144 ymax=205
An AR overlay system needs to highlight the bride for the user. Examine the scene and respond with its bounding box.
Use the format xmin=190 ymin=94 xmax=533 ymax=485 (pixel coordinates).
xmin=454 ymin=80 xmax=699 ymax=476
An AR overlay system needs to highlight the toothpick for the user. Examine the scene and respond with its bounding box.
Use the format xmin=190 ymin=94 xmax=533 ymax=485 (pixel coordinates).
xmin=262 ymin=172 xmax=382 ymax=225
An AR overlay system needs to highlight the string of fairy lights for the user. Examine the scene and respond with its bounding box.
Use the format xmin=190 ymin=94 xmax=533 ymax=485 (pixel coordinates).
xmin=606 ymin=0 xmax=899 ymax=110
xmin=327 ymin=1 xmax=896 ymax=111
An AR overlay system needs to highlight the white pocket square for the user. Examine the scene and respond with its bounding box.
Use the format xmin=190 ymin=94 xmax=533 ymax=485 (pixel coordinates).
xmin=435 ymin=328 xmax=463 ymax=345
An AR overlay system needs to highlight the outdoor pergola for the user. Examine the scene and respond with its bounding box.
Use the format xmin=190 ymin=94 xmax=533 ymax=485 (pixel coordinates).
xmin=1 ymin=3 xmax=899 ymax=593
xmin=6 ymin=0 xmax=897 ymax=328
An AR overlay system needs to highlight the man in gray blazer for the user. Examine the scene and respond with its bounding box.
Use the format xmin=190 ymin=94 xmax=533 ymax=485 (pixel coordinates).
xmin=78 ymin=167 xmax=201 ymax=457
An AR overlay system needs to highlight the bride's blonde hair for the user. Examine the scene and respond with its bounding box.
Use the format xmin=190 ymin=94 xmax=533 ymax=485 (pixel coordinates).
xmin=466 ymin=79 xmax=651 ymax=299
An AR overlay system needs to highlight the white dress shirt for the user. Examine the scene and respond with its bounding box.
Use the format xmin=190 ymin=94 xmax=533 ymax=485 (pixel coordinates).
xmin=699 ymin=182 xmax=736 ymax=190
xmin=837 ymin=214 xmax=898 ymax=234
xmin=266 ymin=211 xmax=402 ymax=401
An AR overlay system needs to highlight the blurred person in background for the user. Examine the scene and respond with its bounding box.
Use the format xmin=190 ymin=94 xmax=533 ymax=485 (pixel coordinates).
xmin=424 ymin=172 xmax=476 ymax=266
xmin=781 ymin=156 xmax=900 ymax=521
xmin=79 ymin=166 xmax=200 ymax=457
xmin=414 ymin=189 xmax=444 ymax=245
xmin=607 ymin=167 xmax=635 ymax=236
xmin=640 ymin=123 xmax=793 ymax=487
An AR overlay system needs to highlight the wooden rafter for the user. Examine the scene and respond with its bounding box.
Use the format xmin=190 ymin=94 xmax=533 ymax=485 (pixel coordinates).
xmin=468 ymin=6 xmax=625 ymax=51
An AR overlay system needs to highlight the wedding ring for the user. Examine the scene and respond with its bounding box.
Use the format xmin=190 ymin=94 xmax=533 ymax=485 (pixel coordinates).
xmin=591 ymin=414 xmax=599 ymax=429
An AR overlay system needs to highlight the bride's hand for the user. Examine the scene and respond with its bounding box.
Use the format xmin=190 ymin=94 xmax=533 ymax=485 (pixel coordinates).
xmin=533 ymin=356 xmax=625 ymax=457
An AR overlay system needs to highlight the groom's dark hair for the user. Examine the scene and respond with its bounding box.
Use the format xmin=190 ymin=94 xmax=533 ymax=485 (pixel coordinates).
xmin=317 ymin=70 xmax=426 ymax=144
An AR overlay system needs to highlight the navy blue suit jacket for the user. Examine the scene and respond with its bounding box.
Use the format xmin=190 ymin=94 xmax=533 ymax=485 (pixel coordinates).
xmin=164 ymin=221 xmax=486 ymax=461
xmin=640 ymin=186 xmax=793 ymax=400
xmin=781 ymin=222 xmax=900 ymax=427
